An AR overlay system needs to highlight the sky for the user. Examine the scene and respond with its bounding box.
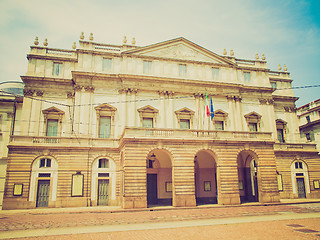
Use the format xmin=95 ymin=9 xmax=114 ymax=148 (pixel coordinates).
xmin=0 ymin=0 xmax=319 ymax=107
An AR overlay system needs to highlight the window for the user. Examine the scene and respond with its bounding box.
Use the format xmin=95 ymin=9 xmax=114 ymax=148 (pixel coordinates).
xmin=306 ymin=132 xmax=311 ymax=141
xmin=306 ymin=116 xmax=311 ymax=123
xmin=244 ymin=72 xmax=251 ymax=83
xmin=215 ymin=121 xmax=224 ymax=130
xmin=245 ymin=112 xmax=261 ymax=132
xmin=212 ymin=67 xmax=219 ymax=80
xmin=249 ymin=122 xmax=258 ymax=132
xmin=277 ymin=129 xmax=285 ymax=143
xmin=180 ymin=119 xmax=190 ymax=129
xmin=95 ymin=103 xmax=117 ymax=139
xmin=53 ymin=63 xmax=62 ymax=76
xmin=99 ymin=116 xmax=111 ymax=138
xmin=175 ymin=107 xmax=194 ymax=129
xmin=138 ymin=105 xmax=158 ymax=128
xmin=46 ymin=119 xmax=58 ymax=137
xmin=143 ymin=61 xmax=152 ymax=74
xmin=40 ymin=158 xmax=51 ymax=168
xmin=271 ymin=82 xmax=277 ymax=89
xmin=99 ymin=158 xmax=109 ymax=168
xmin=103 ymin=58 xmax=112 ymax=71
xmin=179 ymin=64 xmax=187 ymax=77
xmin=42 ymin=107 xmax=65 ymax=137
xmin=143 ymin=118 xmax=153 ymax=128
xmin=295 ymin=162 xmax=303 ymax=169
xmin=276 ymin=119 xmax=287 ymax=143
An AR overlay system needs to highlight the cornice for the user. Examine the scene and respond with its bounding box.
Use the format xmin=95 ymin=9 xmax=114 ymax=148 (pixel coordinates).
xmin=21 ymin=75 xmax=73 ymax=86
xmin=27 ymin=53 xmax=77 ymax=62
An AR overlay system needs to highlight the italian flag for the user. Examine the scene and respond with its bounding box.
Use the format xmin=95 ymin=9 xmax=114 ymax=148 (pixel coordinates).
xmin=205 ymin=92 xmax=210 ymax=117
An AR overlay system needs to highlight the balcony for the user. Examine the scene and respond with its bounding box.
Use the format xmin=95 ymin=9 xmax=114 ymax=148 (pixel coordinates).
xmin=121 ymin=128 xmax=273 ymax=143
xmin=9 ymin=136 xmax=119 ymax=149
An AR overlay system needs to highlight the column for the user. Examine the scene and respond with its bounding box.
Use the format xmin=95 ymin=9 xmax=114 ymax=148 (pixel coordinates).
xmin=235 ymin=96 xmax=243 ymax=131
xmin=194 ymin=93 xmax=200 ymax=130
xmin=73 ymin=85 xmax=82 ymax=136
xmin=29 ymin=90 xmax=43 ymax=136
xmin=159 ymin=91 xmax=166 ymax=128
xmin=168 ymin=91 xmax=174 ymax=128
xmin=20 ymin=89 xmax=34 ymax=135
xmin=227 ymin=96 xmax=235 ymax=131
xmin=118 ymin=88 xmax=127 ymax=133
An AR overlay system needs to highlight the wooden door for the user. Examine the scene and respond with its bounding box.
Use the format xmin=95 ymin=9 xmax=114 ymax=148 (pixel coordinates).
xmin=297 ymin=178 xmax=306 ymax=198
xmin=98 ymin=179 xmax=109 ymax=205
xmin=36 ymin=180 xmax=50 ymax=207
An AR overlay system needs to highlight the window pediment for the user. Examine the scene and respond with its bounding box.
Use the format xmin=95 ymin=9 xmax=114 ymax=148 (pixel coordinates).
xmin=137 ymin=105 xmax=159 ymax=114
xmin=214 ymin=109 xmax=228 ymax=118
xmin=95 ymin=103 xmax=117 ymax=116
xmin=175 ymin=107 xmax=195 ymax=118
xmin=42 ymin=107 xmax=64 ymax=122
xmin=42 ymin=107 xmax=65 ymax=115
xmin=244 ymin=111 xmax=262 ymax=123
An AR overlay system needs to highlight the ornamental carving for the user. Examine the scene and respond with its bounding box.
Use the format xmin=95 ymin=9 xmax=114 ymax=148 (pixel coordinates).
xmin=284 ymin=106 xmax=296 ymax=112
xmin=23 ymin=89 xmax=35 ymax=96
xmin=84 ymin=85 xmax=95 ymax=92
xmin=74 ymin=85 xmax=83 ymax=92
xmin=67 ymin=92 xmax=74 ymax=98
xmin=36 ymin=91 xmax=44 ymax=97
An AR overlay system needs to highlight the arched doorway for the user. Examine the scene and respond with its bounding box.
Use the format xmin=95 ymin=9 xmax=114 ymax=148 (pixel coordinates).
xmin=29 ymin=156 xmax=58 ymax=207
xmin=194 ymin=150 xmax=217 ymax=205
xmin=291 ymin=160 xmax=310 ymax=198
xmin=91 ymin=157 xmax=116 ymax=206
xmin=237 ymin=151 xmax=259 ymax=203
xmin=146 ymin=149 xmax=172 ymax=207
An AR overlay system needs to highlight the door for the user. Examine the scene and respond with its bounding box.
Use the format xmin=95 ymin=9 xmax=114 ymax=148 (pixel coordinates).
xmin=297 ymin=178 xmax=306 ymax=198
xmin=98 ymin=179 xmax=109 ymax=205
xmin=147 ymin=174 xmax=158 ymax=205
xmin=36 ymin=180 xmax=50 ymax=207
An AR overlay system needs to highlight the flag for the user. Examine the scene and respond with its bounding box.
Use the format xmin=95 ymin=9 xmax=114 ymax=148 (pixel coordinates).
xmin=210 ymin=97 xmax=214 ymax=120
xmin=205 ymin=92 xmax=210 ymax=117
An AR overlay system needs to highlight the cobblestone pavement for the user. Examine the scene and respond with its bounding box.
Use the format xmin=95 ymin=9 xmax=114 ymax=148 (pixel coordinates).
xmin=0 ymin=203 xmax=320 ymax=239
xmin=13 ymin=218 xmax=320 ymax=240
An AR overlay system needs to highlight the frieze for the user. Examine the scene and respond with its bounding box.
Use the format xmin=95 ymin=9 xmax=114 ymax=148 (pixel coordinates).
xmin=36 ymin=91 xmax=44 ymax=97
xmin=84 ymin=85 xmax=95 ymax=92
xmin=23 ymin=89 xmax=35 ymax=96
xmin=284 ymin=106 xmax=296 ymax=112
xmin=74 ymin=85 xmax=83 ymax=92
xmin=67 ymin=92 xmax=74 ymax=98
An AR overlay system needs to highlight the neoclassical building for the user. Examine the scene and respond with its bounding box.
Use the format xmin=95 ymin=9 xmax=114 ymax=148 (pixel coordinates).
xmin=3 ymin=34 xmax=320 ymax=209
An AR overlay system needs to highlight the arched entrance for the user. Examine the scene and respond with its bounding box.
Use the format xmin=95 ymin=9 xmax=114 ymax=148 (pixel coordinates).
xmin=29 ymin=156 xmax=58 ymax=207
xmin=146 ymin=149 xmax=172 ymax=206
xmin=194 ymin=150 xmax=217 ymax=205
xmin=237 ymin=151 xmax=259 ymax=203
xmin=291 ymin=160 xmax=310 ymax=198
xmin=91 ymin=157 xmax=116 ymax=206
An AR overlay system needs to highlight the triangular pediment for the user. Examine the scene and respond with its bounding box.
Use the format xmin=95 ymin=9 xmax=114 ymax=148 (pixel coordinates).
xmin=124 ymin=37 xmax=235 ymax=66
xmin=244 ymin=111 xmax=262 ymax=119
xmin=95 ymin=103 xmax=117 ymax=112
xmin=214 ymin=109 xmax=228 ymax=116
xmin=137 ymin=105 xmax=159 ymax=113
xmin=42 ymin=106 xmax=64 ymax=115
xmin=175 ymin=107 xmax=195 ymax=115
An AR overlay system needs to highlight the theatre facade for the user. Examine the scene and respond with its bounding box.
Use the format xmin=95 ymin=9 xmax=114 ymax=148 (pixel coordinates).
xmin=3 ymin=34 xmax=320 ymax=209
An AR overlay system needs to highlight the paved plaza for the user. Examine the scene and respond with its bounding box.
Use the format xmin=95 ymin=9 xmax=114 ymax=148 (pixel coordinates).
xmin=0 ymin=202 xmax=320 ymax=239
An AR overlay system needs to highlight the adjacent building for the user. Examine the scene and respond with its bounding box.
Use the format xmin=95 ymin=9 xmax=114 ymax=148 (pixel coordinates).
xmin=0 ymin=82 xmax=23 ymax=209
xmin=297 ymin=98 xmax=320 ymax=152
xmin=2 ymin=34 xmax=320 ymax=210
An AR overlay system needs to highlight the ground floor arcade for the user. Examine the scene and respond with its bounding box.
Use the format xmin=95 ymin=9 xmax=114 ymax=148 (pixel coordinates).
xmin=3 ymin=140 xmax=320 ymax=210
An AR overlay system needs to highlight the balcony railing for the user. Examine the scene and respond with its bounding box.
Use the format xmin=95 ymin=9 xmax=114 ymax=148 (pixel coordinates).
xmin=9 ymin=136 xmax=119 ymax=148
xmin=121 ymin=128 xmax=273 ymax=142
